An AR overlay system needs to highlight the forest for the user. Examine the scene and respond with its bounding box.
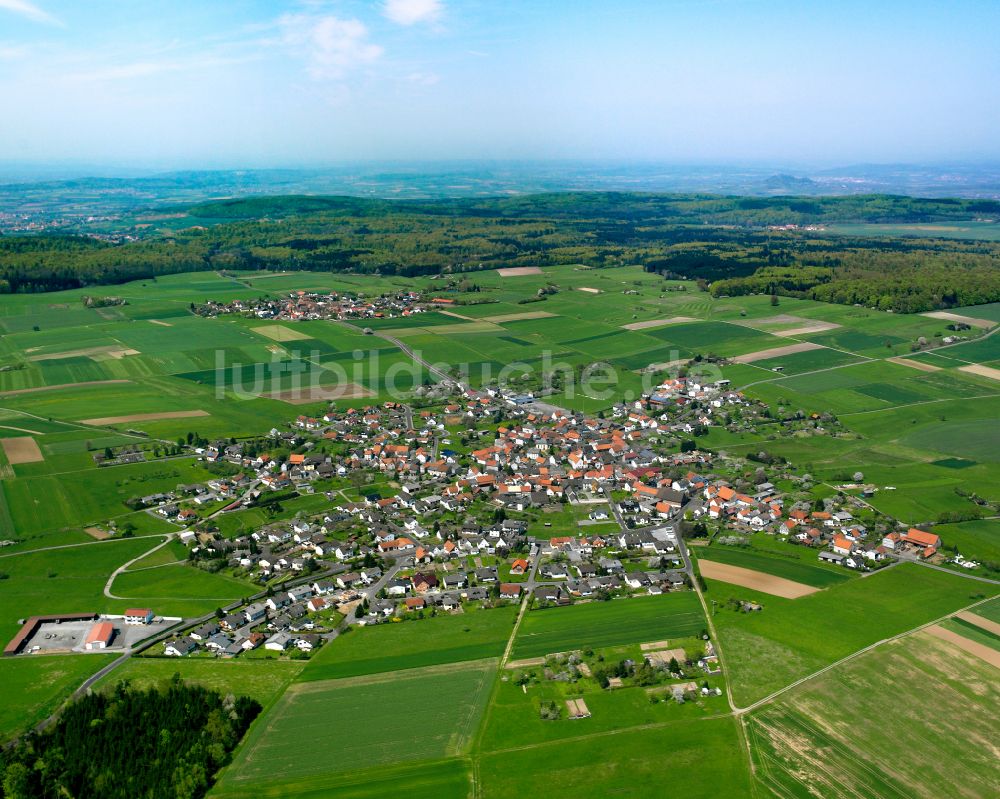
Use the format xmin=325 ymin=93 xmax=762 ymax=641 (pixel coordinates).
xmin=0 ymin=678 xmax=260 ymax=799
xmin=0 ymin=192 xmax=998 ymax=312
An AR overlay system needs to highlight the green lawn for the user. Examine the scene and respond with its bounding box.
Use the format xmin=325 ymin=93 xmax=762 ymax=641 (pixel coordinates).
xmin=710 ymin=562 xmax=999 ymax=706
xmin=96 ymin=656 xmax=306 ymax=705
xmin=220 ymin=660 xmax=495 ymax=788
xmin=299 ymin=605 xmax=517 ymax=681
xmin=511 ymin=593 xmax=705 ymax=659
xmin=0 ymin=654 xmax=116 ymax=741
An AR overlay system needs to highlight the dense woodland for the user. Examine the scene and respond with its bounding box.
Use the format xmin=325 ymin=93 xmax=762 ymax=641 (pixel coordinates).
xmin=0 ymin=680 xmax=260 ymax=799
xmin=1 ymin=193 xmax=998 ymax=312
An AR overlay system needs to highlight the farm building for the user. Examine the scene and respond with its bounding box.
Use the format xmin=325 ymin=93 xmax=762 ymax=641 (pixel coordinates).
xmin=84 ymin=622 xmax=115 ymax=650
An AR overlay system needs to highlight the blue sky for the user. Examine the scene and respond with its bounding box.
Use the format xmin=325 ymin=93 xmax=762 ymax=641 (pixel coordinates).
xmin=1 ymin=0 xmax=998 ymax=168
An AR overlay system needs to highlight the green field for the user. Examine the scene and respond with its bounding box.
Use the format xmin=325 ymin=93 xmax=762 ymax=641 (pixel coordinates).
xmin=709 ymin=563 xmax=998 ymax=706
xmin=220 ymin=660 xmax=495 ymax=788
xmin=748 ymin=630 xmax=1000 ymax=798
xmin=299 ymin=605 xmax=518 ymax=680
xmin=696 ymin=545 xmax=851 ymax=588
xmin=511 ymin=593 xmax=705 ymax=659
xmin=97 ymin=655 xmax=306 ymax=705
xmin=477 ymin=717 xmax=753 ymax=799
xmin=0 ymin=654 xmax=116 ymax=741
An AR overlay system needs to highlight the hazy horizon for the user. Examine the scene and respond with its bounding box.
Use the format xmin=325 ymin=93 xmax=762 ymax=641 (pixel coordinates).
xmin=2 ymin=0 xmax=999 ymax=169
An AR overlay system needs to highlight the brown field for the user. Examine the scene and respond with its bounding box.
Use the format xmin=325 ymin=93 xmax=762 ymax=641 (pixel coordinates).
xmin=698 ymin=559 xmax=819 ymax=598
xmin=387 ymin=320 xmax=502 ymax=336
xmin=958 ymin=363 xmax=1000 ymax=382
xmin=253 ymin=325 xmax=311 ymax=342
xmin=505 ymin=657 xmax=545 ymax=669
xmin=496 ymin=266 xmax=542 ymax=277
xmin=622 ymin=316 xmax=698 ymax=330
xmin=29 ymin=346 xmax=139 ymax=361
xmin=773 ymin=322 xmax=841 ymax=337
xmin=149 ymin=319 xmax=173 ymax=327
xmin=84 ymin=526 xmax=111 ymax=540
xmin=481 ymin=310 xmax=556 ymax=323
xmin=577 ymin=287 xmax=601 ymax=294
xmin=638 ymin=358 xmax=687 ymax=374
xmin=0 ymin=437 xmax=44 ymax=464
xmin=268 ymin=383 xmax=374 ymax=405
xmin=732 ymin=341 xmax=826 ymax=364
xmin=80 ymin=410 xmax=209 ymax=426
xmin=925 ymin=624 xmax=1000 ymax=668
xmin=887 ymin=356 xmax=941 ymax=372
xmin=922 ymin=310 xmax=997 ymax=330
xmin=955 ymin=611 xmax=1000 ymax=637
xmin=0 ymin=379 xmax=131 ymax=397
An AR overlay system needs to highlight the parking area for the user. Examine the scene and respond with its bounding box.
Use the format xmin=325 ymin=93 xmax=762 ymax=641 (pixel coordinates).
xmin=23 ymin=618 xmax=176 ymax=654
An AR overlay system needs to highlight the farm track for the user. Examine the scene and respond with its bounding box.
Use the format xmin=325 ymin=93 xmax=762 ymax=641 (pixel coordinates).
xmin=104 ymin=534 xmax=174 ymax=599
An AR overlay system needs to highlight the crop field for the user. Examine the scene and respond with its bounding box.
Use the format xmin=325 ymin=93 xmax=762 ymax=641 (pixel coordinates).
xmin=220 ymin=660 xmax=495 ymax=788
xmin=299 ymin=605 xmax=517 ymax=680
xmin=695 ymin=546 xmax=851 ymax=588
xmin=0 ymin=653 xmax=116 ymax=741
xmin=709 ymin=563 xmax=998 ymax=706
xmin=478 ymin=717 xmax=753 ymax=799
xmin=748 ymin=631 xmax=1000 ymax=798
xmin=211 ymin=760 xmax=472 ymax=799
xmin=511 ymin=593 xmax=705 ymax=659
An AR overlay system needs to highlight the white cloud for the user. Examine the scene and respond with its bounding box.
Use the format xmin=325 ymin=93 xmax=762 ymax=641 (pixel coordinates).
xmin=279 ymin=13 xmax=383 ymax=80
xmin=0 ymin=0 xmax=62 ymax=27
xmin=382 ymin=0 xmax=443 ymax=26
xmin=405 ymin=71 xmax=440 ymax=86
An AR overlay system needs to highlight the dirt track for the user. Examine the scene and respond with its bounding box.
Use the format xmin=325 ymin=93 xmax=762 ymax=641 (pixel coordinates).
xmin=698 ymin=559 xmax=819 ymax=598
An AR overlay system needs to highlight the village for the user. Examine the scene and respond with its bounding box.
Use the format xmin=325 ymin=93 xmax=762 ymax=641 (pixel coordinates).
xmin=25 ymin=369 xmax=945 ymax=666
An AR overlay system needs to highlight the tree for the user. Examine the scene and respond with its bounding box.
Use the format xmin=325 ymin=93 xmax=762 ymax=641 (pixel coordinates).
xmin=770 ymin=293 xmax=779 ymax=306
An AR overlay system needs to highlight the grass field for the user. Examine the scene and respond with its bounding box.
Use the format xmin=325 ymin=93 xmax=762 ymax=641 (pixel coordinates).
xmin=220 ymin=660 xmax=495 ymax=788
xmin=709 ymin=563 xmax=998 ymax=706
xmin=97 ymin=655 xmax=306 ymax=705
xmin=108 ymin=562 xmax=256 ymax=616
xmin=299 ymin=605 xmax=517 ymax=680
xmin=211 ymin=759 xmax=472 ymax=799
xmin=0 ymin=654 xmax=116 ymax=741
xmin=511 ymin=593 xmax=705 ymax=659
xmin=478 ymin=717 xmax=753 ymax=799
xmin=695 ymin=545 xmax=851 ymax=588
xmin=748 ymin=630 xmax=1000 ymax=798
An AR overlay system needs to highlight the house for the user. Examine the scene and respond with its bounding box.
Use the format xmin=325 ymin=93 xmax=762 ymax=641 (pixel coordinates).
xmin=124 ymin=608 xmax=154 ymax=625
xmin=190 ymin=621 xmax=220 ymax=641
xmin=404 ymin=597 xmax=426 ymax=611
xmin=307 ymin=597 xmax=328 ymax=613
xmin=265 ymin=632 xmax=292 ymax=651
xmin=499 ymin=583 xmax=522 ymax=599
xmin=510 ymin=558 xmax=530 ymax=575
xmin=164 ymin=637 xmax=197 ymax=657
xmin=244 ymin=602 xmax=268 ymax=623
xmin=84 ymin=622 xmax=115 ymax=650
xmin=819 ymin=551 xmax=845 ymax=565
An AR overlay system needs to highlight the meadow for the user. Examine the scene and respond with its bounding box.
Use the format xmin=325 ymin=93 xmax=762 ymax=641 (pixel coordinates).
xmin=708 ymin=563 xmax=998 ymax=706
xmin=299 ymin=604 xmax=518 ymax=681
xmin=0 ymin=653 xmax=115 ymax=741
xmin=220 ymin=660 xmax=495 ymax=788
xmin=97 ymin=656 xmax=307 ymax=706
xmin=748 ymin=631 xmax=1000 ymax=799
xmin=477 ymin=717 xmax=753 ymax=799
xmin=511 ymin=592 xmax=705 ymax=659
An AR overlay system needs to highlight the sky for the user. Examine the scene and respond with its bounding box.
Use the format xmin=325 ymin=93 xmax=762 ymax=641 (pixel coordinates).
xmin=0 ymin=0 xmax=998 ymax=169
